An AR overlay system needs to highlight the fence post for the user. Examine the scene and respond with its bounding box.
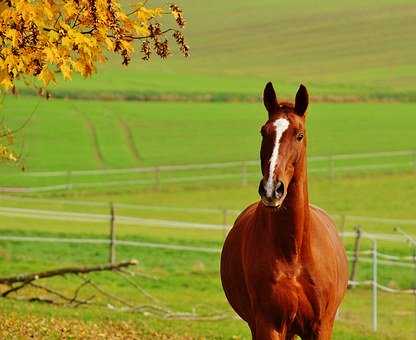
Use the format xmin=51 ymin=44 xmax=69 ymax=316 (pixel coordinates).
xmin=372 ymin=239 xmax=378 ymax=332
xmin=66 ymin=170 xmax=72 ymax=190
xmin=329 ymin=154 xmax=335 ymax=180
xmin=109 ymin=202 xmax=116 ymax=264
xmin=413 ymin=150 xmax=416 ymax=172
xmin=241 ymin=161 xmax=247 ymax=186
xmin=222 ymin=209 xmax=228 ymax=239
xmin=339 ymin=214 xmax=346 ymax=240
xmin=348 ymin=225 xmax=362 ymax=289
xmin=154 ymin=167 xmax=160 ymax=191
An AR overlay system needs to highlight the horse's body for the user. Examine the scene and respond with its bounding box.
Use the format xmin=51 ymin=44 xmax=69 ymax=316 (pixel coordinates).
xmin=220 ymin=83 xmax=348 ymax=339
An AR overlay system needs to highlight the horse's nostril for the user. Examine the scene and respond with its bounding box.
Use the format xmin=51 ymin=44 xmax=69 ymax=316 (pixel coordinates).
xmin=275 ymin=181 xmax=285 ymax=199
xmin=258 ymin=180 xmax=266 ymax=197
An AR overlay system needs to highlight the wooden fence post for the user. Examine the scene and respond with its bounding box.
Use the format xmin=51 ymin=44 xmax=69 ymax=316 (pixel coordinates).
xmin=348 ymin=225 xmax=362 ymax=289
xmin=109 ymin=202 xmax=116 ymax=264
xmin=412 ymin=150 xmax=416 ymax=172
xmin=339 ymin=214 xmax=346 ymax=240
xmin=222 ymin=209 xmax=228 ymax=239
xmin=66 ymin=170 xmax=72 ymax=190
xmin=329 ymin=155 xmax=335 ymax=180
xmin=154 ymin=167 xmax=160 ymax=191
xmin=372 ymin=239 xmax=378 ymax=332
xmin=241 ymin=161 xmax=247 ymax=186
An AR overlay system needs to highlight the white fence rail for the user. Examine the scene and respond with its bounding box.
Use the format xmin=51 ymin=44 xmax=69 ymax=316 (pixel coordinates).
xmin=18 ymin=149 xmax=416 ymax=177
xmin=0 ymin=205 xmax=415 ymax=238
xmin=0 ymin=149 xmax=415 ymax=193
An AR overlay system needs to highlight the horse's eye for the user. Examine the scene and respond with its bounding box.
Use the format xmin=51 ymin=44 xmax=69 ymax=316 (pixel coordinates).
xmin=296 ymin=132 xmax=304 ymax=141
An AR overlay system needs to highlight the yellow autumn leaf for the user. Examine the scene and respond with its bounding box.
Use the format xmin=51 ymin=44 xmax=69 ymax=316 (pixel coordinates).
xmin=38 ymin=67 xmax=55 ymax=86
xmin=60 ymin=62 xmax=72 ymax=80
xmin=63 ymin=2 xmax=77 ymax=17
xmin=43 ymin=46 xmax=59 ymax=63
xmin=0 ymin=0 xmax=188 ymax=91
xmin=104 ymin=37 xmax=114 ymax=51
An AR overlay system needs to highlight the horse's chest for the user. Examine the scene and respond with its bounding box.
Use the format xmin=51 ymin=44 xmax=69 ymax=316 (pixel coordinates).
xmin=245 ymin=260 xmax=316 ymax=325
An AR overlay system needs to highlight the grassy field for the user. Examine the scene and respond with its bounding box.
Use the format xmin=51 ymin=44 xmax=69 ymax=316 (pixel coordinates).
xmin=0 ymin=96 xmax=415 ymax=338
xmin=0 ymin=225 xmax=415 ymax=339
xmin=19 ymin=0 xmax=415 ymax=101
xmin=1 ymin=0 xmax=416 ymax=338
xmin=1 ymin=96 xmax=416 ymax=173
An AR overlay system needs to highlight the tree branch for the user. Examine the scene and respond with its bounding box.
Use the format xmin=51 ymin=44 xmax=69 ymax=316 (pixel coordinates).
xmin=0 ymin=259 xmax=138 ymax=285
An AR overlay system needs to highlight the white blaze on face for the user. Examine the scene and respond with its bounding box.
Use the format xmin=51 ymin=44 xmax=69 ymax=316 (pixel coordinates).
xmin=265 ymin=118 xmax=290 ymax=197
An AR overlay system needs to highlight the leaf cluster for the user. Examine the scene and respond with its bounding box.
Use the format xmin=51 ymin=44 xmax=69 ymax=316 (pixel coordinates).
xmin=0 ymin=0 xmax=189 ymax=91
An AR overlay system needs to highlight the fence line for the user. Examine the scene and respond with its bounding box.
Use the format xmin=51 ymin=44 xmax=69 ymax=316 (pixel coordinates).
xmin=0 ymin=206 xmax=226 ymax=230
xmin=0 ymin=234 xmax=414 ymax=266
xmin=0 ymin=163 xmax=413 ymax=193
xmin=0 ymin=206 xmax=414 ymax=241
xmin=346 ymin=249 xmax=415 ymax=262
xmin=1 ymin=195 xmax=416 ymax=227
xmin=348 ymin=280 xmax=415 ymax=294
xmin=0 ymin=195 xmax=240 ymax=215
xmin=346 ymin=255 xmax=414 ymax=268
xmin=0 ymin=235 xmax=221 ymax=253
xmin=16 ymin=149 xmax=415 ymax=178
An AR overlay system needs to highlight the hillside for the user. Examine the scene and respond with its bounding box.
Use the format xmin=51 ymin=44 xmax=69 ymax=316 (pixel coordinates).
xmin=34 ymin=0 xmax=416 ymax=101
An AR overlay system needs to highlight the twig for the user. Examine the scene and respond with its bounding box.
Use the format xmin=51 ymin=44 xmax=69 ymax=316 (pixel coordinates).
xmin=0 ymin=259 xmax=138 ymax=285
xmin=1 ymin=281 xmax=30 ymax=297
xmin=80 ymin=277 xmax=135 ymax=308
xmin=114 ymin=270 xmax=160 ymax=304
xmin=69 ymin=279 xmax=91 ymax=304
xmin=28 ymin=282 xmax=91 ymax=306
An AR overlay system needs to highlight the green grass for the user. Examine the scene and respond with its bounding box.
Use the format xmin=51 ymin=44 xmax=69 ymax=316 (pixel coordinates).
xmin=17 ymin=0 xmax=416 ymax=101
xmin=1 ymin=96 xmax=416 ymax=175
xmin=0 ymin=230 xmax=414 ymax=339
xmin=2 ymin=0 xmax=416 ymax=337
xmin=0 ymin=95 xmax=415 ymax=338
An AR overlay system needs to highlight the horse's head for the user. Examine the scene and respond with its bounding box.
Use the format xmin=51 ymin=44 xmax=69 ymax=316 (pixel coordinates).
xmin=258 ymin=82 xmax=309 ymax=208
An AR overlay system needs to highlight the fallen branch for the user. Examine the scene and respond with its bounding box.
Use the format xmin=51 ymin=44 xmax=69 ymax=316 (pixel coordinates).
xmin=0 ymin=259 xmax=232 ymax=321
xmin=0 ymin=259 xmax=138 ymax=285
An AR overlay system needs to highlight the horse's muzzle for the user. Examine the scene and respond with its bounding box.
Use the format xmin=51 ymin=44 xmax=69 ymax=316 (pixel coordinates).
xmin=258 ymin=179 xmax=286 ymax=207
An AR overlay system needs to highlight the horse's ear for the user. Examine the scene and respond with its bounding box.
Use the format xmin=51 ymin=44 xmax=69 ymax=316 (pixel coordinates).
xmin=263 ymin=82 xmax=279 ymax=115
xmin=295 ymin=84 xmax=309 ymax=116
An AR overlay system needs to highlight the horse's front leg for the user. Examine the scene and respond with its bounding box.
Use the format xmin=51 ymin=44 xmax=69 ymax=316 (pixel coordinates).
xmin=252 ymin=317 xmax=286 ymax=340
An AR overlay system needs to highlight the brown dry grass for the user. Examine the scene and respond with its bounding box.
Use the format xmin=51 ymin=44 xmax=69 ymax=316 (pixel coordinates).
xmin=0 ymin=313 xmax=195 ymax=340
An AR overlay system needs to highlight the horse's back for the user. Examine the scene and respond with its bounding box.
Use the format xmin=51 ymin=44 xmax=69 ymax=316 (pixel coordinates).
xmin=220 ymin=202 xmax=258 ymax=324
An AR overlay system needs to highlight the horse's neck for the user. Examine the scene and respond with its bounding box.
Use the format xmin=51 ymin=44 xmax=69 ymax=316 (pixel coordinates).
xmin=262 ymin=163 xmax=310 ymax=262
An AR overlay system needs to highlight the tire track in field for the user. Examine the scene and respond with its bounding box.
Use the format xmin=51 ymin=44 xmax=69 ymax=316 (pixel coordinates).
xmin=73 ymin=106 xmax=106 ymax=168
xmin=117 ymin=114 xmax=142 ymax=163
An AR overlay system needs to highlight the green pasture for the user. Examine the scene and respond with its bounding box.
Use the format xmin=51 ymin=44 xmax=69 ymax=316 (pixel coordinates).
xmin=0 ymin=227 xmax=415 ymax=339
xmin=1 ymin=96 xmax=415 ymax=174
xmin=1 ymin=0 xmax=416 ymax=338
xmin=19 ymin=0 xmax=416 ymax=101
xmin=0 ymin=95 xmax=415 ymax=339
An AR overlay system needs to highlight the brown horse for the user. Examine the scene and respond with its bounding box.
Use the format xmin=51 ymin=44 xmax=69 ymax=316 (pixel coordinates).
xmin=220 ymin=82 xmax=348 ymax=339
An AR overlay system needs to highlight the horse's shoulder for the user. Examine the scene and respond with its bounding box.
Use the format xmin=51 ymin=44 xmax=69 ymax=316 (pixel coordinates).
xmin=237 ymin=201 xmax=259 ymax=221
xmin=309 ymin=204 xmax=334 ymax=225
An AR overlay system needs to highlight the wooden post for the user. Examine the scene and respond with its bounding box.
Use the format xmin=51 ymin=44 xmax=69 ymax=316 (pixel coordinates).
xmin=413 ymin=150 xmax=416 ymax=172
xmin=329 ymin=155 xmax=335 ymax=180
xmin=66 ymin=170 xmax=72 ymax=190
xmin=154 ymin=167 xmax=160 ymax=191
xmin=241 ymin=161 xmax=247 ymax=186
xmin=222 ymin=209 xmax=228 ymax=239
xmin=348 ymin=225 xmax=362 ymax=289
xmin=339 ymin=214 xmax=346 ymax=240
xmin=372 ymin=239 xmax=378 ymax=332
xmin=109 ymin=202 xmax=116 ymax=264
